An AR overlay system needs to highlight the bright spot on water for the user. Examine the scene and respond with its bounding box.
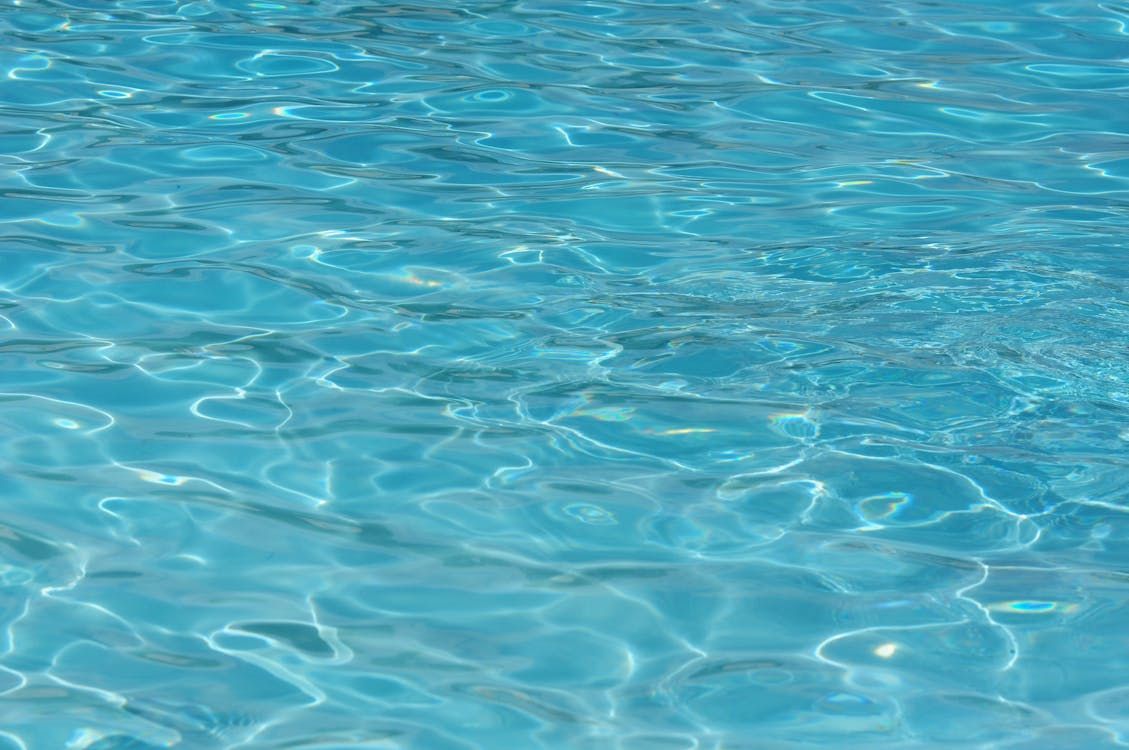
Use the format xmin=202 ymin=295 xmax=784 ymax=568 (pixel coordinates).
xmin=396 ymin=272 xmax=443 ymax=288
xmin=572 ymin=406 xmax=634 ymax=422
xmin=1010 ymin=601 xmax=1055 ymax=612
xmin=874 ymin=643 xmax=898 ymax=659
xmin=173 ymin=553 xmax=208 ymax=566
xmin=291 ymin=244 xmax=320 ymax=260
xmin=66 ymin=729 xmax=107 ymax=749
xmin=54 ymin=418 xmax=80 ymax=429
xmin=564 ymin=503 xmax=618 ymax=525
xmin=858 ymin=491 xmax=913 ymax=521
xmin=990 ymin=600 xmax=1071 ymax=614
xmin=210 ymin=111 xmax=251 ymax=121
xmin=472 ymin=89 xmax=510 ymax=102
xmin=6 ymin=54 xmax=51 ymax=79
xmin=499 ymin=245 xmax=543 ymax=264
xmin=823 ymin=692 xmax=873 ymax=708
xmin=648 ymin=427 xmax=716 ymax=436
xmin=593 ymin=165 xmax=625 ymax=178
xmin=37 ymin=211 xmax=85 ymax=228
xmin=98 ymin=90 xmax=131 ymax=99
xmin=137 ymin=470 xmax=187 ymax=486
xmin=769 ymin=412 xmax=819 ymax=440
xmin=0 ymin=564 xmax=33 ymax=586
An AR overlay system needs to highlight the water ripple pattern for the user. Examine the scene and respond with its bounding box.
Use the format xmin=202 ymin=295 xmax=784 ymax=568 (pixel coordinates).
xmin=1 ymin=0 xmax=1127 ymax=747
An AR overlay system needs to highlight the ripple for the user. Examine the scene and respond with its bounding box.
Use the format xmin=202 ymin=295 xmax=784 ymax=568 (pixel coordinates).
xmin=562 ymin=503 xmax=618 ymax=526
xmin=236 ymin=53 xmax=339 ymax=78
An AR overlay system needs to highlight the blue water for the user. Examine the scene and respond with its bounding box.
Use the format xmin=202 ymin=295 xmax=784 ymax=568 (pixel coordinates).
xmin=1 ymin=0 xmax=1127 ymax=747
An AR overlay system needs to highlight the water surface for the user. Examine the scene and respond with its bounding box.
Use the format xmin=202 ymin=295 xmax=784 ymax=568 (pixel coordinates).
xmin=1 ymin=0 xmax=1128 ymax=747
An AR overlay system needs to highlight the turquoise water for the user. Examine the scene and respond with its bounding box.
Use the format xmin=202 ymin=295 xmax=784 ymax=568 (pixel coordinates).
xmin=1 ymin=0 xmax=1127 ymax=747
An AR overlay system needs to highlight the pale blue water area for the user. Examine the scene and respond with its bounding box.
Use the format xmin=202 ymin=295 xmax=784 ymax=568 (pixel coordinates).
xmin=1 ymin=0 xmax=1127 ymax=747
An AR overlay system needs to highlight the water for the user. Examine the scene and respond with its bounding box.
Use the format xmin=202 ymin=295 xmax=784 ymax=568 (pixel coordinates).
xmin=1 ymin=0 xmax=1127 ymax=747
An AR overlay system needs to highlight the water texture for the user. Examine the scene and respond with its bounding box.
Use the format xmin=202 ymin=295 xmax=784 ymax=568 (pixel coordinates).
xmin=1 ymin=0 xmax=1128 ymax=747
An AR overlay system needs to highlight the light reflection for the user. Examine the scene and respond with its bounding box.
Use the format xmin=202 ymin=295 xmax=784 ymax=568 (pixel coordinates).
xmin=988 ymin=600 xmax=1077 ymax=615
xmin=858 ymin=492 xmax=913 ymax=521
xmin=563 ymin=503 xmax=617 ymax=525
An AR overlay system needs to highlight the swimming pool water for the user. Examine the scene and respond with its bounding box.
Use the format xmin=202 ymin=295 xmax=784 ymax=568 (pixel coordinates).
xmin=1 ymin=0 xmax=1128 ymax=747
